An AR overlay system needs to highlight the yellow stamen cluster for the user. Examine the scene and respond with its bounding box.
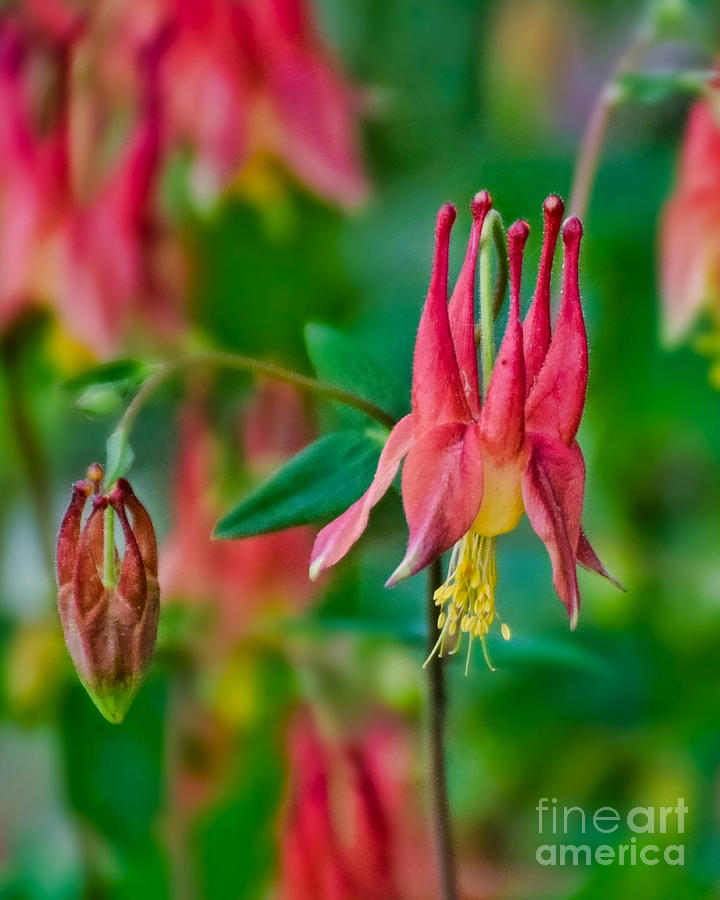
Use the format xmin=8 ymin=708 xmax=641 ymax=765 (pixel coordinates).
xmin=425 ymin=532 xmax=511 ymax=673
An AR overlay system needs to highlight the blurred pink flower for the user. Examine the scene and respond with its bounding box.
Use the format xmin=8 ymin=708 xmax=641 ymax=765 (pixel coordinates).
xmin=104 ymin=0 xmax=368 ymax=206
xmin=243 ymin=0 xmax=368 ymax=207
xmin=279 ymin=713 xmax=436 ymax=900
xmin=0 ymin=14 xmax=182 ymax=354
xmin=160 ymin=381 xmax=316 ymax=643
xmin=0 ymin=0 xmax=366 ymax=349
xmin=54 ymin=26 xmax=182 ymax=355
xmin=0 ymin=22 xmax=67 ymax=334
xmin=660 ymin=91 xmax=720 ymax=344
xmin=59 ymin=24 xmax=184 ymax=356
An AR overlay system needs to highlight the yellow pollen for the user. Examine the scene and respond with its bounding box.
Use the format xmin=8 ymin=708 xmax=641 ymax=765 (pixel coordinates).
xmin=423 ymin=532 xmax=512 ymax=674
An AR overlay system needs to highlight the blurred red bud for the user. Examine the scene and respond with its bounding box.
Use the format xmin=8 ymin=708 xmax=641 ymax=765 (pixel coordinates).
xmin=56 ymin=471 xmax=159 ymax=723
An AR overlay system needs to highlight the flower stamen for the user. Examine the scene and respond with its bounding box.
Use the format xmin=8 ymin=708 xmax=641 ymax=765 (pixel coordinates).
xmin=424 ymin=532 xmax=511 ymax=672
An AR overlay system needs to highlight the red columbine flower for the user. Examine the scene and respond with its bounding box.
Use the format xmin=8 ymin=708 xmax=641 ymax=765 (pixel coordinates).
xmin=310 ymin=192 xmax=616 ymax=666
xmin=280 ymin=713 xmax=436 ymax=900
xmin=660 ymin=88 xmax=720 ymax=345
xmin=56 ymin=466 xmax=159 ymax=723
xmin=99 ymin=0 xmax=367 ymax=208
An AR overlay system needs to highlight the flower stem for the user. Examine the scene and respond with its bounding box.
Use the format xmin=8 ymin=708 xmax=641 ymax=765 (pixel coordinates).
xmin=426 ymin=557 xmax=459 ymax=900
xmin=568 ymin=17 xmax=655 ymax=220
xmin=117 ymin=350 xmax=398 ymax=439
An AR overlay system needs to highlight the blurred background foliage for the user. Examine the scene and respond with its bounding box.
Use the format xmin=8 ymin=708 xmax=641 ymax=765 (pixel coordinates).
xmin=2 ymin=0 xmax=720 ymax=898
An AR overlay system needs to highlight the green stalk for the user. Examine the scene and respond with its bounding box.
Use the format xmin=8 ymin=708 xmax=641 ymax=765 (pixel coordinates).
xmin=426 ymin=558 xmax=459 ymax=900
xmin=568 ymin=4 xmax=660 ymax=220
xmin=117 ymin=351 xmax=398 ymax=441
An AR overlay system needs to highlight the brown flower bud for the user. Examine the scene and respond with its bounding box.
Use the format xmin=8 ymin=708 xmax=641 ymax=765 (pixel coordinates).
xmin=56 ymin=471 xmax=159 ymax=723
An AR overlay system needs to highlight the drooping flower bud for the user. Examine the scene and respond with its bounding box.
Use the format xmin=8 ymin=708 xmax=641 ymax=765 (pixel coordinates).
xmin=56 ymin=466 xmax=159 ymax=723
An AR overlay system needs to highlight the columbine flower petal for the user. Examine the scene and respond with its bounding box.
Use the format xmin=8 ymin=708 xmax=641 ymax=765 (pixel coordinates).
xmin=480 ymin=219 xmax=528 ymax=464
xmin=411 ymin=203 xmax=472 ymax=431
xmin=523 ymin=194 xmax=563 ymax=391
xmin=386 ymin=420 xmax=484 ymax=586
xmin=522 ymin=432 xmax=585 ymax=627
xmin=447 ymin=190 xmax=491 ymax=421
xmin=525 ymin=216 xmax=587 ymax=446
xmin=577 ymin=528 xmax=623 ymax=590
xmin=309 ymin=414 xmax=415 ymax=580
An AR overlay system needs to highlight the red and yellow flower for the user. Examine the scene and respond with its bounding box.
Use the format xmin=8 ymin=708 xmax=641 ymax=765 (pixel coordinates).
xmin=310 ymin=192 xmax=617 ymax=665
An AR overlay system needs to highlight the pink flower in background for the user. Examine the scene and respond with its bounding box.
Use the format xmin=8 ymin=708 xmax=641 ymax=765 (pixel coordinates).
xmin=311 ymin=193 xmax=617 ymax=663
xmin=0 ymin=22 xmax=67 ymax=333
xmin=0 ymin=12 xmax=182 ymax=354
xmin=0 ymin=0 xmax=367 ymax=350
xmin=21 ymin=0 xmax=82 ymax=42
xmin=160 ymin=381 xmax=316 ymax=644
xmin=660 ymin=90 xmax=720 ymax=344
xmin=245 ymin=0 xmax=368 ymax=207
xmin=152 ymin=0 xmax=251 ymax=197
xmin=279 ymin=713 xmax=436 ymax=900
xmin=53 ymin=23 xmax=182 ymax=356
xmin=112 ymin=0 xmax=368 ymax=206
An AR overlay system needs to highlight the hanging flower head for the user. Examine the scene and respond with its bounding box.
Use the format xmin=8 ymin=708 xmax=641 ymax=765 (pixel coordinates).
xmin=91 ymin=0 xmax=368 ymax=208
xmin=56 ymin=465 xmax=159 ymax=722
xmin=279 ymin=713 xmax=436 ymax=899
xmin=310 ymin=192 xmax=618 ymax=668
xmin=660 ymin=88 xmax=720 ymax=347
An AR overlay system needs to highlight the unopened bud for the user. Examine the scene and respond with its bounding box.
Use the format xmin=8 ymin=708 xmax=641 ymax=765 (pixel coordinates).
xmin=56 ymin=474 xmax=159 ymax=723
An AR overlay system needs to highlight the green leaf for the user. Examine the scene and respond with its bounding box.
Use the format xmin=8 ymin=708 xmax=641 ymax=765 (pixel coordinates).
xmin=614 ymin=69 xmax=711 ymax=105
xmin=105 ymin=428 xmax=135 ymax=486
xmin=304 ymin=322 xmax=408 ymax=424
xmin=61 ymin=359 xmax=153 ymax=393
xmin=214 ymin=429 xmax=387 ymax=539
xmin=63 ymin=360 xmax=154 ymax=420
xmin=74 ymin=383 xmax=124 ymax=417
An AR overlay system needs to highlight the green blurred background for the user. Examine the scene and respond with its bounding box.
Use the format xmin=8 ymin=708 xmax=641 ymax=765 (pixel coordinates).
xmin=2 ymin=0 xmax=720 ymax=898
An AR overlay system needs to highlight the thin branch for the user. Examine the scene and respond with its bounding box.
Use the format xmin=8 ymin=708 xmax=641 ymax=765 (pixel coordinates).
xmin=117 ymin=350 xmax=398 ymax=438
xmin=569 ymin=22 xmax=655 ymax=220
xmin=426 ymin=557 xmax=459 ymax=900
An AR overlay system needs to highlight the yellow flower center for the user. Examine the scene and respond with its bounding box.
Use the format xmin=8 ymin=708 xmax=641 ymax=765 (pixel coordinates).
xmin=425 ymin=531 xmax=511 ymax=673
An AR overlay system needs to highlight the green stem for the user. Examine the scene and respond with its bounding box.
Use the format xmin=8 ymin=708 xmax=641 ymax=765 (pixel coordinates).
xmin=479 ymin=210 xmax=504 ymax=394
xmin=568 ymin=17 xmax=655 ymax=220
xmin=426 ymin=558 xmax=459 ymax=900
xmin=117 ymin=351 xmax=398 ymax=441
